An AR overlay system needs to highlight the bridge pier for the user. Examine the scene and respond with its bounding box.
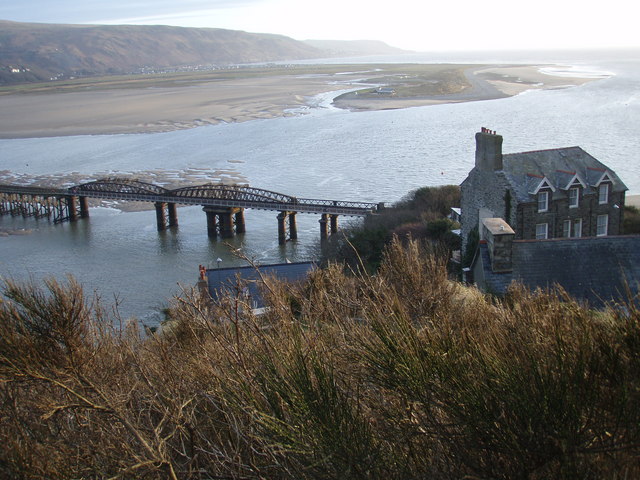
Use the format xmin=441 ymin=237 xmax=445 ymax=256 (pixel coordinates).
xmin=289 ymin=212 xmax=298 ymax=240
xmin=79 ymin=196 xmax=90 ymax=219
xmin=168 ymin=202 xmax=178 ymax=227
xmin=277 ymin=211 xmax=298 ymax=244
xmin=319 ymin=214 xmax=328 ymax=240
xmin=155 ymin=202 xmax=178 ymax=230
xmin=319 ymin=214 xmax=339 ymax=240
xmin=67 ymin=196 xmax=78 ymax=221
xmin=204 ymin=207 xmax=244 ymax=239
xmin=235 ymin=209 xmax=246 ymax=234
xmin=330 ymin=214 xmax=339 ymax=235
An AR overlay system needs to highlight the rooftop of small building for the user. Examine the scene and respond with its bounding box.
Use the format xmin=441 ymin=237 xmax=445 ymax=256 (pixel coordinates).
xmin=482 ymin=217 xmax=515 ymax=235
xmin=205 ymin=261 xmax=316 ymax=308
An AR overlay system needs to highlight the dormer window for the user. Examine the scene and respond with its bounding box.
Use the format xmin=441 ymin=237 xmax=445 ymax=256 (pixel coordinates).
xmin=599 ymin=183 xmax=609 ymax=204
xmin=569 ymin=187 xmax=579 ymax=208
xmin=538 ymin=191 xmax=549 ymax=212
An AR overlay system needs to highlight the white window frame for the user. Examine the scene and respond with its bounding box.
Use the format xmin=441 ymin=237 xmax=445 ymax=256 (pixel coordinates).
xmin=597 ymin=214 xmax=608 ymax=236
xmin=535 ymin=223 xmax=548 ymax=240
xmin=563 ymin=219 xmax=571 ymax=237
xmin=569 ymin=187 xmax=579 ymax=208
xmin=538 ymin=191 xmax=549 ymax=212
xmin=599 ymin=183 xmax=609 ymax=204
xmin=573 ymin=218 xmax=582 ymax=238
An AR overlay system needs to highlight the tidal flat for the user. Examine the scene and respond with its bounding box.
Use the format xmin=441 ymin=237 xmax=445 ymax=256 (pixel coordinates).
xmin=0 ymin=63 xmax=596 ymax=138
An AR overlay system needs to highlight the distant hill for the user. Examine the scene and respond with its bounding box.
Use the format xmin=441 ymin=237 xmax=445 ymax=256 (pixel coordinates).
xmin=0 ymin=20 xmax=326 ymax=84
xmin=0 ymin=20 xmax=410 ymax=85
xmin=303 ymin=39 xmax=410 ymax=57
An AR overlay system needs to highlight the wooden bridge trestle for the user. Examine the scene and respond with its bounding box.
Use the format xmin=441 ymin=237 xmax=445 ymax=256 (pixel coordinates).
xmin=0 ymin=189 xmax=89 ymax=224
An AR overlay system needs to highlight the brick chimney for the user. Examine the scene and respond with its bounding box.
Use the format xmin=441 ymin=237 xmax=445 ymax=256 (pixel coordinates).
xmin=475 ymin=127 xmax=503 ymax=171
xmin=481 ymin=218 xmax=514 ymax=273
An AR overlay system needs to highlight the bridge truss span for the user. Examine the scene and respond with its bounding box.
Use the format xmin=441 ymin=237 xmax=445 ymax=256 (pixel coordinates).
xmin=2 ymin=179 xmax=383 ymax=244
xmin=71 ymin=178 xmax=170 ymax=196
xmin=172 ymin=184 xmax=296 ymax=205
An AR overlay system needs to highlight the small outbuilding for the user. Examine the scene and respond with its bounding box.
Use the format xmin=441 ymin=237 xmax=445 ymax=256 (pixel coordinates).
xmin=198 ymin=261 xmax=315 ymax=312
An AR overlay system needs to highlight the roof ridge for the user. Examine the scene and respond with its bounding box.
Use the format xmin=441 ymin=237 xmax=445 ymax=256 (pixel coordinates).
xmin=505 ymin=146 xmax=582 ymax=156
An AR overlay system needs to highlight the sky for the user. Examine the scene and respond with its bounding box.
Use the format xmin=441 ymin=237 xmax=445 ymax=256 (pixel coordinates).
xmin=1 ymin=0 xmax=638 ymax=52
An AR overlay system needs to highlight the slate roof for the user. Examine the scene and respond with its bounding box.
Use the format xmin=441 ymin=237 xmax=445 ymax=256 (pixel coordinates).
xmin=206 ymin=262 xmax=315 ymax=309
xmin=501 ymin=147 xmax=627 ymax=202
xmin=477 ymin=236 xmax=640 ymax=308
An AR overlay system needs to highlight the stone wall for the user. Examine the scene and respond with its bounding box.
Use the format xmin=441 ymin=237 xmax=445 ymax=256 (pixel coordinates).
xmin=461 ymin=168 xmax=513 ymax=250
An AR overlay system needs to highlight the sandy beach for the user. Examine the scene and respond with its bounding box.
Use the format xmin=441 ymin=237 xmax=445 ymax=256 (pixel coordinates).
xmin=0 ymin=64 xmax=601 ymax=139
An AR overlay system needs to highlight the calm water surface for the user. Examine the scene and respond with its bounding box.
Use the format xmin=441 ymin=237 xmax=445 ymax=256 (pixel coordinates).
xmin=1 ymin=50 xmax=639 ymax=325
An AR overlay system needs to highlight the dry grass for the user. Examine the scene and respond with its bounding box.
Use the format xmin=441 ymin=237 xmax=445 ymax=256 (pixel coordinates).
xmin=1 ymin=238 xmax=638 ymax=479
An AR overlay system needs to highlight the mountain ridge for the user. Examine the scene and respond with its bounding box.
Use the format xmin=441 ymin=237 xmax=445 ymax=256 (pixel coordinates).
xmin=0 ymin=20 xmax=405 ymax=85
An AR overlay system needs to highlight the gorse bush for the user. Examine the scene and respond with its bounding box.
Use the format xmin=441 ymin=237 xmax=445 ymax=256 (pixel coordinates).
xmin=1 ymin=237 xmax=638 ymax=479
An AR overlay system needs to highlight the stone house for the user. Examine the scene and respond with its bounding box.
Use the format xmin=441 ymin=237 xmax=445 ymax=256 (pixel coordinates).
xmin=460 ymin=128 xmax=627 ymax=251
xmin=461 ymin=128 xmax=638 ymax=307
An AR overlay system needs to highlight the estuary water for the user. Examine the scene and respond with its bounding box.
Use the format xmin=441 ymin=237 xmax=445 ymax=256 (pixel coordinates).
xmin=1 ymin=49 xmax=639 ymax=325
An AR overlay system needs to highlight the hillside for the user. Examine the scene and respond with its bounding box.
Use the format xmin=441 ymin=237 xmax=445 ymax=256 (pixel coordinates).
xmin=0 ymin=21 xmax=410 ymax=86
xmin=0 ymin=20 xmax=326 ymax=84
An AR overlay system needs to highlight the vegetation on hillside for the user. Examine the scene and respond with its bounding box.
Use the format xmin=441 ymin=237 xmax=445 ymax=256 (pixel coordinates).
xmin=624 ymin=205 xmax=640 ymax=234
xmin=0 ymin=20 xmax=323 ymax=85
xmin=1 ymin=238 xmax=638 ymax=479
xmin=322 ymin=184 xmax=461 ymax=271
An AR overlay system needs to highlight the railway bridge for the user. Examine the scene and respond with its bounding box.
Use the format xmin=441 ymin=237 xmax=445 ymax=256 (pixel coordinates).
xmin=0 ymin=179 xmax=383 ymax=244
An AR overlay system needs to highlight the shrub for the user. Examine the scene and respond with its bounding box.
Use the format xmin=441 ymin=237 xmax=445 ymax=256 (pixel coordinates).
xmin=323 ymin=185 xmax=461 ymax=270
xmin=623 ymin=205 xmax=640 ymax=234
xmin=1 ymin=238 xmax=638 ymax=479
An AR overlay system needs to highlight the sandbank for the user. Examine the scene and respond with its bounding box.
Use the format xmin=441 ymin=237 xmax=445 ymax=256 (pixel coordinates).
xmin=332 ymin=65 xmax=601 ymax=111
xmin=0 ymin=65 xmax=603 ymax=139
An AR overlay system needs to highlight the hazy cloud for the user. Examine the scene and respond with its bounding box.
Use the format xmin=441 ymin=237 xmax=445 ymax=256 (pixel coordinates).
xmin=0 ymin=0 xmax=265 ymax=24
xmin=2 ymin=0 xmax=638 ymax=51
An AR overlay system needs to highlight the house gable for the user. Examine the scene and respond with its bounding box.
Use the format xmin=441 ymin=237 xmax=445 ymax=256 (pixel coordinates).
xmin=593 ymin=170 xmax=614 ymax=187
xmin=560 ymin=172 xmax=587 ymax=190
xmin=528 ymin=175 xmax=556 ymax=195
